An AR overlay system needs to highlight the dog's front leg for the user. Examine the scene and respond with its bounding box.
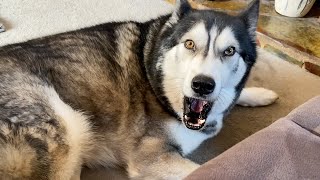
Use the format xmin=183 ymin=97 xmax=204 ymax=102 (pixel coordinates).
xmin=237 ymin=87 xmax=279 ymax=107
xmin=127 ymin=137 xmax=199 ymax=180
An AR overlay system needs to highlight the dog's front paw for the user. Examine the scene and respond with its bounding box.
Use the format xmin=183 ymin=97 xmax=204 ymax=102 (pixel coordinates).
xmin=237 ymin=87 xmax=279 ymax=107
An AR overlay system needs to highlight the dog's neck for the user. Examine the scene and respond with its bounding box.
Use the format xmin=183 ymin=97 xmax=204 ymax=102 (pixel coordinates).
xmin=140 ymin=14 xmax=182 ymax=120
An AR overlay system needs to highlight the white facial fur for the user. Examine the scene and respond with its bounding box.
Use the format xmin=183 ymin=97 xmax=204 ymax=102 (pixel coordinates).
xmin=162 ymin=22 xmax=247 ymax=133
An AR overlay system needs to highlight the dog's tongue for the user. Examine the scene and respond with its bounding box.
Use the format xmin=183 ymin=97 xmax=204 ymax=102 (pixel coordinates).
xmin=191 ymin=100 xmax=205 ymax=113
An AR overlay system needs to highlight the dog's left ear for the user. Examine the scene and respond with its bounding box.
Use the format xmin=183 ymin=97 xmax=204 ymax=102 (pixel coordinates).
xmin=240 ymin=0 xmax=260 ymax=39
xmin=171 ymin=0 xmax=192 ymax=22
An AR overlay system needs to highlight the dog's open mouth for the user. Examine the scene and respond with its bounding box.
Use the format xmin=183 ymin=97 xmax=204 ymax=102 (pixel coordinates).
xmin=183 ymin=97 xmax=213 ymax=130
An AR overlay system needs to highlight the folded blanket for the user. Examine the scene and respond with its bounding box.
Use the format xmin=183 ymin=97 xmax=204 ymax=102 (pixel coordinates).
xmin=0 ymin=0 xmax=173 ymax=46
xmin=185 ymin=96 xmax=320 ymax=180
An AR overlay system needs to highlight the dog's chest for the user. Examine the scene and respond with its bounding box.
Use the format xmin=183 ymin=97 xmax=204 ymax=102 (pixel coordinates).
xmin=166 ymin=121 xmax=211 ymax=156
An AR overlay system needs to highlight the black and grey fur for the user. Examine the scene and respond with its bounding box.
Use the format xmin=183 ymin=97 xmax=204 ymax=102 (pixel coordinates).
xmin=0 ymin=0 xmax=278 ymax=179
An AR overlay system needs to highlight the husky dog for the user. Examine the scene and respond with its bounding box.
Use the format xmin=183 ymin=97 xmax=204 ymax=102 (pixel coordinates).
xmin=0 ymin=0 xmax=278 ymax=179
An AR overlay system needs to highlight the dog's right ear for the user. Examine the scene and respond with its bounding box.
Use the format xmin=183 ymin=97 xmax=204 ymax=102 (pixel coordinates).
xmin=170 ymin=0 xmax=192 ymax=22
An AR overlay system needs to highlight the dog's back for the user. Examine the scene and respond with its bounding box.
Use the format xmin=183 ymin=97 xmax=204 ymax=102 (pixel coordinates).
xmin=0 ymin=22 xmax=148 ymax=179
xmin=0 ymin=36 xmax=94 ymax=179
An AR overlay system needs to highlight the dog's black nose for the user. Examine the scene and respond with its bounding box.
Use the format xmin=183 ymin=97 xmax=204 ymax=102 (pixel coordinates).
xmin=191 ymin=75 xmax=215 ymax=95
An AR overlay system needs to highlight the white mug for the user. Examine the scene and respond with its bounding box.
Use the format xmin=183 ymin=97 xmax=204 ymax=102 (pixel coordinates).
xmin=275 ymin=0 xmax=316 ymax=17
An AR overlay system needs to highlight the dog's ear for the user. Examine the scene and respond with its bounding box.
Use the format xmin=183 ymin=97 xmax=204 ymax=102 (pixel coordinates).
xmin=170 ymin=0 xmax=192 ymax=22
xmin=240 ymin=0 xmax=260 ymax=39
xmin=175 ymin=0 xmax=192 ymax=16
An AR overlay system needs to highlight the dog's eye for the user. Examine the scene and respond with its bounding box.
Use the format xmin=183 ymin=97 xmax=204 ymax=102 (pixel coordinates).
xmin=223 ymin=46 xmax=236 ymax=56
xmin=184 ymin=40 xmax=195 ymax=50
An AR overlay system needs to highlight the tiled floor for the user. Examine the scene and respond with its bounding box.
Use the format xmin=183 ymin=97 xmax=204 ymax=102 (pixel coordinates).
xmin=167 ymin=0 xmax=320 ymax=76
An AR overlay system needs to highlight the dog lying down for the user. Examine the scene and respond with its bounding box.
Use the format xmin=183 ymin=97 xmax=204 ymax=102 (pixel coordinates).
xmin=0 ymin=0 xmax=278 ymax=179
